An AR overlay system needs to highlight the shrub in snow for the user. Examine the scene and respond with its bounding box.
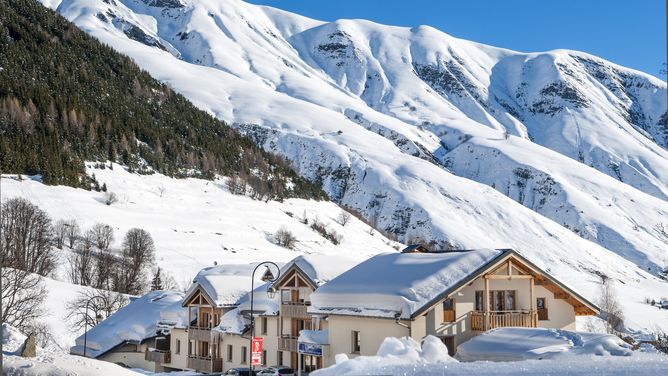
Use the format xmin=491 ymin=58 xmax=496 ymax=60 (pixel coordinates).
xmin=104 ymin=191 xmax=118 ymax=206
xmin=275 ymin=227 xmax=297 ymax=249
xmin=336 ymin=211 xmax=351 ymax=226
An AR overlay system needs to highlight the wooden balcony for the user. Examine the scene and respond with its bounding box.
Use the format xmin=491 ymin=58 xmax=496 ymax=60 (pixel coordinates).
xmin=188 ymin=327 xmax=211 ymax=342
xmin=281 ymin=302 xmax=310 ymax=319
xmin=145 ymin=349 xmax=170 ymax=364
xmin=187 ymin=356 xmax=222 ymax=373
xmin=278 ymin=335 xmax=298 ymax=352
xmin=471 ymin=310 xmax=537 ymax=331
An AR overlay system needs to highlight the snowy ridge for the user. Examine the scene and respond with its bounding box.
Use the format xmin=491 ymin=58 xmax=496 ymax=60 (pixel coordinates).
xmin=27 ymin=0 xmax=668 ymax=333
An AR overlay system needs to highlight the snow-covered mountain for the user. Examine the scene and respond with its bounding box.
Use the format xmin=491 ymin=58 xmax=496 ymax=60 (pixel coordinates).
xmin=31 ymin=0 xmax=668 ymax=332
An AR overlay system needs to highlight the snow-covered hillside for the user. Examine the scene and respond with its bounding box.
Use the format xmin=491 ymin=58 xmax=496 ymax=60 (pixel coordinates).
xmin=38 ymin=0 xmax=668 ymax=277
xmin=22 ymin=0 xmax=668 ymax=335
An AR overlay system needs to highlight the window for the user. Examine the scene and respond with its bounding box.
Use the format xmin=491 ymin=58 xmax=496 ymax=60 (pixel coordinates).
xmin=475 ymin=290 xmax=517 ymax=311
xmin=202 ymin=312 xmax=210 ymax=328
xmin=261 ymin=317 xmax=268 ymax=335
xmin=351 ymin=331 xmax=361 ymax=354
xmin=262 ymin=350 xmax=267 ymax=365
xmin=537 ymin=298 xmax=548 ymax=320
xmin=188 ymin=340 xmax=192 ymax=356
xmin=213 ymin=313 xmax=219 ymax=326
xmin=241 ymin=346 xmax=248 ymax=364
xmin=201 ymin=341 xmax=209 ymax=357
xmin=277 ymin=351 xmax=283 ymax=366
xmin=175 ymin=339 xmax=181 ymax=355
xmin=442 ymin=298 xmax=455 ymax=322
xmin=227 ymin=344 xmax=233 ymax=362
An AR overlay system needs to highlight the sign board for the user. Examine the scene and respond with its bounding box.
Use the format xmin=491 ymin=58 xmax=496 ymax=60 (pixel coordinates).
xmin=298 ymin=342 xmax=323 ymax=356
xmin=251 ymin=337 xmax=263 ymax=366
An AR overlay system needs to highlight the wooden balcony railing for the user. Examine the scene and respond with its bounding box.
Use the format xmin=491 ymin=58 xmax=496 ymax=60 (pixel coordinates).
xmin=187 ymin=356 xmax=222 ymax=373
xmin=188 ymin=327 xmax=211 ymax=342
xmin=471 ymin=311 xmax=537 ymax=331
xmin=278 ymin=335 xmax=298 ymax=352
xmin=145 ymin=349 xmax=170 ymax=364
xmin=281 ymin=303 xmax=310 ymax=319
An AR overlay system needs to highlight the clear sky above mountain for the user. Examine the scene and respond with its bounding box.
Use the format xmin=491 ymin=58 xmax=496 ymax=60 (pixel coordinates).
xmin=247 ymin=0 xmax=666 ymax=78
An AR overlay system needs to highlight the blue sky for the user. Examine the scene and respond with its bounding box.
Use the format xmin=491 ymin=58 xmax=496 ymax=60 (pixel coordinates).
xmin=247 ymin=0 xmax=666 ymax=78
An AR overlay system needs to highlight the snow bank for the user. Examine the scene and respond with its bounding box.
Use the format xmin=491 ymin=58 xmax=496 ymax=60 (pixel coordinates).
xmin=456 ymin=327 xmax=632 ymax=362
xmin=314 ymin=332 xmax=666 ymax=376
xmin=310 ymin=249 xmax=503 ymax=318
xmin=3 ymin=323 xmax=28 ymax=356
xmin=313 ymin=335 xmax=456 ymax=375
xmin=70 ymin=290 xmax=186 ymax=358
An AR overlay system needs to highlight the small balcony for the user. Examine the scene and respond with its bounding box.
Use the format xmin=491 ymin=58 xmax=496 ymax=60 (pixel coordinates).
xmin=278 ymin=335 xmax=298 ymax=352
xmin=188 ymin=327 xmax=211 ymax=342
xmin=145 ymin=349 xmax=171 ymax=364
xmin=187 ymin=356 xmax=222 ymax=373
xmin=471 ymin=310 xmax=537 ymax=331
xmin=281 ymin=302 xmax=310 ymax=319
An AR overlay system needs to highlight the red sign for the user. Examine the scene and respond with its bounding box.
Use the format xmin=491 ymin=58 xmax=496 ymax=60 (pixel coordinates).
xmin=251 ymin=337 xmax=263 ymax=366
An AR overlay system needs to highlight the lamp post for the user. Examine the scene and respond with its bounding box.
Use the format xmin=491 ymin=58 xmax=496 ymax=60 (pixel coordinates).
xmin=248 ymin=261 xmax=280 ymax=373
xmin=82 ymin=295 xmax=108 ymax=358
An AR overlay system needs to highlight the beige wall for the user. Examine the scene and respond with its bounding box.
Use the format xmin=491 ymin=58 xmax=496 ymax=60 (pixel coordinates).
xmin=218 ymin=316 xmax=280 ymax=373
xmin=326 ymin=316 xmax=409 ymax=364
xmin=100 ymin=343 xmax=159 ymax=372
xmin=324 ymin=275 xmax=578 ymax=366
xmin=535 ymin=285 xmax=576 ymax=330
xmin=163 ymin=328 xmax=189 ymax=371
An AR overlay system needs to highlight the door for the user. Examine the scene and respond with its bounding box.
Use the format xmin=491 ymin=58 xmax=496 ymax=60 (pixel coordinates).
xmin=440 ymin=336 xmax=456 ymax=356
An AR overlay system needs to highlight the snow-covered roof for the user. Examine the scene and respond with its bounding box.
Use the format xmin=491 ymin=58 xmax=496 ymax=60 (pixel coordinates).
xmin=71 ymin=291 xmax=187 ymax=358
xmin=276 ymin=254 xmax=362 ymax=287
xmin=213 ymin=282 xmax=280 ymax=335
xmin=298 ymin=329 xmax=329 ymax=345
xmin=184 ymin=263 xmax=282 ymax=307
xmin=310 ymin=249 xmax=506 ymax=319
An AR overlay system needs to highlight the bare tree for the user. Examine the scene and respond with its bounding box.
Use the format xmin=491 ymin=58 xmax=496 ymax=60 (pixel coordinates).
xmin=53 ymin=219 xmax=69 ymax=249
xmin=94 ymin=251 xmax=117 ymax=290
xmin=87 ymin=223 xmax=114 ymax=251
xmin=64 ymin=219 xmax=81 ymax=249
xmin=157 ymin=185 xmax=166 ymax=198
xmin=226 ymin=176 xmax=246 ymax=195
xmin=598 ymin=274 xmax=625 ymax=334
xmin=64 ymin=289 xmax=128 ymax=332
xmin=1 ymin=197 xmax=56 ymax=276
xmin=118 ymin=228 xmax=156 ymax=294
xmin=275 ymin=227 xmax=297 ymax=249
xmin=68 ymin=236 xmax=97 ymax=286
xmin=336 ymin=211 xmax=352 ymax=226
xmin=1 ymin=268 xmax=47 ymax=331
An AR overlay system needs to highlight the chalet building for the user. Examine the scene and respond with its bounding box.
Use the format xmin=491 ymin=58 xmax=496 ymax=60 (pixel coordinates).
xmin=70 ymin=291 xmax=187 ymax=372
xmin=308 ymin=247 xmax=599 ymax=359
xmin=140 ymin=255 xmax=358 ymax=374
xmin=77 ymin=248 xmax=598 ymax=374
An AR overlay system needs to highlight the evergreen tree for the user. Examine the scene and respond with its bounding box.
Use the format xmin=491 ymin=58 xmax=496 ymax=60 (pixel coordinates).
xmin=151 ymin=267 xmax=163 ymax=291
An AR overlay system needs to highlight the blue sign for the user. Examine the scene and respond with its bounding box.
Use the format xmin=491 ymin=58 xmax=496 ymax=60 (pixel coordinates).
xmin=298 ymin=342 xmax=323 ymax=356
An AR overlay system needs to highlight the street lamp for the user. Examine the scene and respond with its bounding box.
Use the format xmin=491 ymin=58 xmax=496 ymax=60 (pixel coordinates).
xmin=83 ymin=295 xmax=109 ymax=358
xmin=248 ymin=261 xmax=280 ymax=373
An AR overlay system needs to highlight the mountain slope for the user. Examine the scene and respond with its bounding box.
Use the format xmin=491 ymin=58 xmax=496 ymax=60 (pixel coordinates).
xmin=24 ymin=0 xmax=668 ymax=333
xmin=39 ymin=0 xmax=668 ymax=274
xmin=0 ymin=0 xmax=323 ymax=201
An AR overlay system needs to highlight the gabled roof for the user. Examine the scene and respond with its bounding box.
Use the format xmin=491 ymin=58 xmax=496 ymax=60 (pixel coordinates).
xmin=183 ymin=263 xmax=278 ymax=308
xmin=273 ymin=254 xmax=361 ymax=289
xmin=310 ymin=248 xmax=599 ymax=319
